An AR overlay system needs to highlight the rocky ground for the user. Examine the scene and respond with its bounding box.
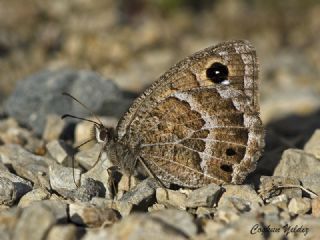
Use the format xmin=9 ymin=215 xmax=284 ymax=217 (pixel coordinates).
xmin=0 ymin=69 xmax=320 ymax=240
xmin=1 ymin=0 xmax=320 ymax=239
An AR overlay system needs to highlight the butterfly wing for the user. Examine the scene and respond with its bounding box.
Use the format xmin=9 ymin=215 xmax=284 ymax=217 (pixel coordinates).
xmin=117 ymin=40 xmax=264 ymax=187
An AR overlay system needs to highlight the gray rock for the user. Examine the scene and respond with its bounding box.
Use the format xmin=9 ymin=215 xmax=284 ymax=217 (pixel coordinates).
xmin=47 ymin=225 xmax=78 ymax=240
xmin=35 ymin=200 xmax=68 ymax=222
xmin=80 ymin=154 xmax=113 ymax=199
xmin=0 ymin=177 xmax=18 ymax=206
xmin=156 ymin=188 xmax=188 ymax=209
xmin=42 ymin=114 xmax=66 ymax=141
xmin=74 ymin=178 xmax=106 ymax=202
xmin=259 ymin=176 xmax=302 ymax=201
xmin=311 ymin=197 xmax=320 ymax=217
xmin=185 ymin=183 xmax=223 ymax=208
xmin=85 ymin=213 xmax=188 ymax=240
xmin=218 ymin=185 xmax=263 ymax=211
xmin=0 ymin=144 xmax=51 ymax=188
xmin=4 ymin=69 xmax=128 ymax=135
xmin=150 ymin=209 xmax=197 ymax=237
xmin=274 ymin=149 xmax=320 ymax=179
xmin=69 ymin=202 xmax=120 ymax=227
xmin=119 ymin=178 xmax=158 ymax=205
xmin=304 ymin=129 xmax=320 ymax=159
xmin=46 ymin=140 xmax=69 ymax=164
xmin=0 ymin=208 xmax=21 ymax=240
xmin=49 ymin=163 xmax=80 ymax=196
xmin=12 ymin=204 xmax=56 ymax=240
xmin=288 ymin=197 xmax=311 ymax=215
xmin=75 ymin=144 xmax=102 ymax=170
xmin=301 ymin=173 xmax=320 ymax=195
xmin=18 ymin=188 xmax=50 ymax=208
xmin=116 ymin=201 xmax=134 ymax=217
xmin=0 ymin=170 xmax=32 ymax=201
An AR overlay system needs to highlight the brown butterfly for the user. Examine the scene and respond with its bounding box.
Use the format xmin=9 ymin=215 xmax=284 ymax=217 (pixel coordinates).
xmin=63 ymin=40 xmax=264 ymax=188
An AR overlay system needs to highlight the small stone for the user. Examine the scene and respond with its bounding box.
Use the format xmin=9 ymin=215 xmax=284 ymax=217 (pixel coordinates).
xmin=148 ymin=203 xmax=166 ymax=212
xmin=259 ymin=176 xmax=302 ymax=201
xmin=196 ymin=207 xmax=216 ymax=218
xmin=218 ymin=185 xmax=262 ymax=211
xmin=217 ymin=196 xmax=253 ymax=213
xmin=150 ymin=209 xmax=197 ymax=237
xmin=81 ymin=157 xmax=113 ymax=200
xmin=0 ymin=144 xmax=51 ymax=187
xmin=311 ymin=197 xmax=320 ymax=217
xmin=274 ymin=149 xmax=320 ymax=179
xmin=18 ymin=188 xmax=50 ymax=208
xmin=43 ymin=114 xmax=66 ymax=141
xmin=74 ymin=144 xmax=102 ymax=169
xmin=156 ymin=188 xmax=188 ymax=209
xmin=26 ymin=200 xmax=68 ymax=223
xmin=92 ymin=213 xmax=188 ymax=240
xmin=0 ymin=208 xmax=21 ymax=239
xmin=215 ymin=209 xmax=240 ymax=223
xmin=301 ymin=173 xmax=320 ymax=195
xmin=69 ymin=203 xmax=120 ymax=227
xmin=90 ymin=197 xmax=116 ymax=209
xmin=0 ymin=170 xmax=32 ymax=201
xmin=119 ymin=178 xmax=158 ymax=205
xmin=304 ymin=129 xmax=320 ymax=159
xmin=116 ymin=200 xmax=134 ymax=217
xmin=186 ymin=183 xmax=223 ymax=208
xmin=49 ymin=163 xmax=81 ymax=196
xmin=74 ymin=178 xmax=106 ymax=202
xmin=203 ymin=220 xmax=225 ymax=238
xmin=12 ymin=204 xmax=56 ymax=240
xmin=47 ymin=225 xmax=78 ymax=240
xmin=288 ymin=197 xmax=311 ymax=215
xmin=0 ymin=177 xmax=17 ymax=206
xmin=46 ymin=140 xmax=69 ymax=164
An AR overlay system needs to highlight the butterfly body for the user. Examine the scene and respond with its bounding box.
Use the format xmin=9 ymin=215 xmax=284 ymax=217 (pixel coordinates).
xmin=92 ymin=40 xmax=264 ymax=188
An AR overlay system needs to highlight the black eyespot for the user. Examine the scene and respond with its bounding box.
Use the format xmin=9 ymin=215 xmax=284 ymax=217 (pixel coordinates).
xmin=206 ymin=62 xmax=229 ymax=83
xmin=226 ymin=148 xmax=236 ymax=156
xmin=99 ymin=130 xmax=107 ymax=141
xmin=220 ymin=164 xmax=233 ymax=173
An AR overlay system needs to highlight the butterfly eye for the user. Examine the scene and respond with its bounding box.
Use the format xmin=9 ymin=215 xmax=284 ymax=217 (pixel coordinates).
xmin=206 ymin=62 xmax=229 ymax=84
xmin=99 ymin=130 xmax=108 ymax=142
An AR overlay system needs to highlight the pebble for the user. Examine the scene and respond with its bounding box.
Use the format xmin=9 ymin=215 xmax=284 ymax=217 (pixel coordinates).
xmin=311 ymin=197 xmax=320 ymax=217
xmin=49 ymin=163 xmax=81 ymax=196
xmin=301 ymin=173 xmax=320 ymax=195
xmin=4 ymin=69 xmax=125 ymax=135
xmin=274 ymin=148 xmax=320 ymax=179
xmin=185 ymin=183 xmax=222 ymax=208
xmin=218 ymin=185 xmax=263 ymax=211
xmin=47 ymin=225 xmax=79 ymax=240
xmin=69 ymin=202 xmax=120 ymax=227
xmin=0 ymin=170 xmax=32 ymax=202
xmin=304 ymin=129 xmax=320 ymax=159
xmin=46 ymin=140 xmax=69 ymax=164
xmin=119 ymin=178 xmax=158 ymax=206
xmin=42 ymin=114 xmax=66 ymax=142
xmin=156 ymin=188 xmax=188 ymax=209
xmin=288 ymin=197 xmax=311 ymax=215
xmin=18 ymin=188 xmax=50 ymax=208
xmin=0 ymin=177 xmax=17 ymax=206
xmin=12 ymin=204 xmax=56 ymax=240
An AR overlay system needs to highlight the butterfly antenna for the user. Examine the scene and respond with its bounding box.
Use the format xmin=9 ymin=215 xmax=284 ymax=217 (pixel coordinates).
xmin=62 ymin=92 xmax=103 ymax=125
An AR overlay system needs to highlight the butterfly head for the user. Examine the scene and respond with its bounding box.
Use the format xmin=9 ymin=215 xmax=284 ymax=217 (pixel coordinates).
xmin=93 ymin=123 xmax=114 ymax=144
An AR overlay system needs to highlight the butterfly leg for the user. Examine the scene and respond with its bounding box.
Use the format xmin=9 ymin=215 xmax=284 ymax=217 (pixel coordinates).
xmin=137 ymin=156 xmax=169 ymax=199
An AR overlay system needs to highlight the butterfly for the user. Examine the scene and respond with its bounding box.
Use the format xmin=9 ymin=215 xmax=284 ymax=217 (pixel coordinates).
xmin=63 ymin=40 xmax=264 ymax=188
